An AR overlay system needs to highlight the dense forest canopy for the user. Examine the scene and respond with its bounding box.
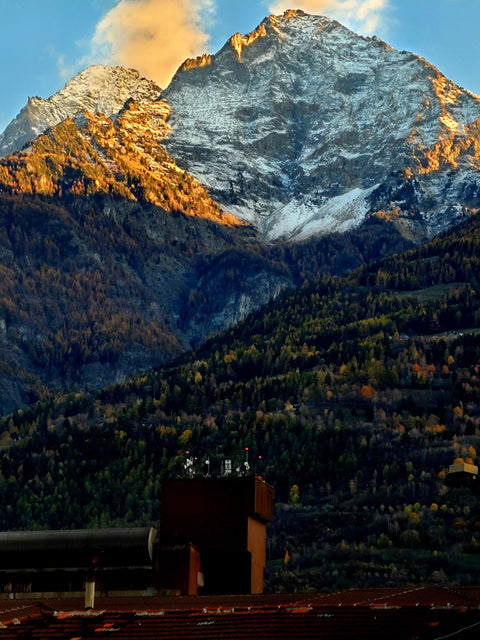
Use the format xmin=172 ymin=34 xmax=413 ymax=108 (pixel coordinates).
xmin=0 ymin=182 xmax=412 ymax=414
xmin=1 ymin=213 xmax=480 ymax=591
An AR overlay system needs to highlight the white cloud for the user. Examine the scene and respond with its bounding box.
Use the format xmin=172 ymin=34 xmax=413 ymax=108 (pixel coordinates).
xmin=89 ymin=0 xmax=215 ymax=89
xmin=267 ymin=0 xmax=390 ymax=35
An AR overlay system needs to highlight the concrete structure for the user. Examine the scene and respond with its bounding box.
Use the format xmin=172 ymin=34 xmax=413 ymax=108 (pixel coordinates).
xmin=447 ymin=462 xmax=480 ymax=493
xmin=448 ymin=462 xmax=479 ymax=476
xmin=0 ymin=476 xmax=274 ymax=598
xmin=158 ymin=476 xmax=274 ymax=595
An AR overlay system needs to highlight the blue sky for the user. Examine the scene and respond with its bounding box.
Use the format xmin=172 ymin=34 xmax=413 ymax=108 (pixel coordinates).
xmin=0 ymin=0 xmax=479 ymax=133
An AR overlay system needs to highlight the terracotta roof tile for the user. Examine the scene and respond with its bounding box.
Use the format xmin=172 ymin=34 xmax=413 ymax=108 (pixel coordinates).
xmin=0 ymin=588 xmax=480 ymax=639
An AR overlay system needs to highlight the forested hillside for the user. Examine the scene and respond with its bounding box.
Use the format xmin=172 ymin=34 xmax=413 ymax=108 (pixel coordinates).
xmin=0 ymin=103 xmax=251 ymax=412
xmin=1 ymin=214 xmax=480 ymax=590
xmin=0 ymin=104 xmax=413 ymax=414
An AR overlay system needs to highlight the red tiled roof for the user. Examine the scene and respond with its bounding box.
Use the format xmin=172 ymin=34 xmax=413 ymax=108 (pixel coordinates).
xmin=0 ymin=588 xmax=479 ymax=639
xmin=310 ymin=585 xmax=480 ymax=607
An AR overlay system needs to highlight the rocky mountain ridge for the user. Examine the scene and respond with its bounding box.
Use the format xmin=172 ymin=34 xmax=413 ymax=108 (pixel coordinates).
xmin=162 ymin=10 xmax=480 ymax=241
xmin=2 ymin=11 xmax=480 ymax=243
xmin=0 ymin=9 xmax=479 ymax=411
xmin=0 ymin=94 xmax=293 ymax=414
xmin=0 ymin=95 xmax=241 ymax=228
xmin=0 ymin=66 xmax=161 ymax=157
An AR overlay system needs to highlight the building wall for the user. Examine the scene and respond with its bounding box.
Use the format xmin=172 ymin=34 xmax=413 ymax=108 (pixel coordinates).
xmin=159 ymin=477 xmax=273 ymax=594
xmin=156 ymin=544 xmax=201 ymax=596
xmin=247 ymin=516 xmax=267 ymax=594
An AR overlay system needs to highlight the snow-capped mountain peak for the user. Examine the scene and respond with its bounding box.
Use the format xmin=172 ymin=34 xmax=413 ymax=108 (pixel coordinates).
xmin=0 ymin=65 xmax=161 ymax=157
xmin=2 ymin=11 xmax=480 ymax=243
xmin=162 ymin=11 xmax=480 ymax=241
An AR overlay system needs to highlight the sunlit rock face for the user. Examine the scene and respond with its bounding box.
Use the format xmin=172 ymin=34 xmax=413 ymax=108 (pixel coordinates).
xmin=0 ymin=66 xmax=162 ymax=157
xmin=162 ymin=10 xmax=480 ymax=242
xmin=2 ymin=11 xmax=480 ymax=243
